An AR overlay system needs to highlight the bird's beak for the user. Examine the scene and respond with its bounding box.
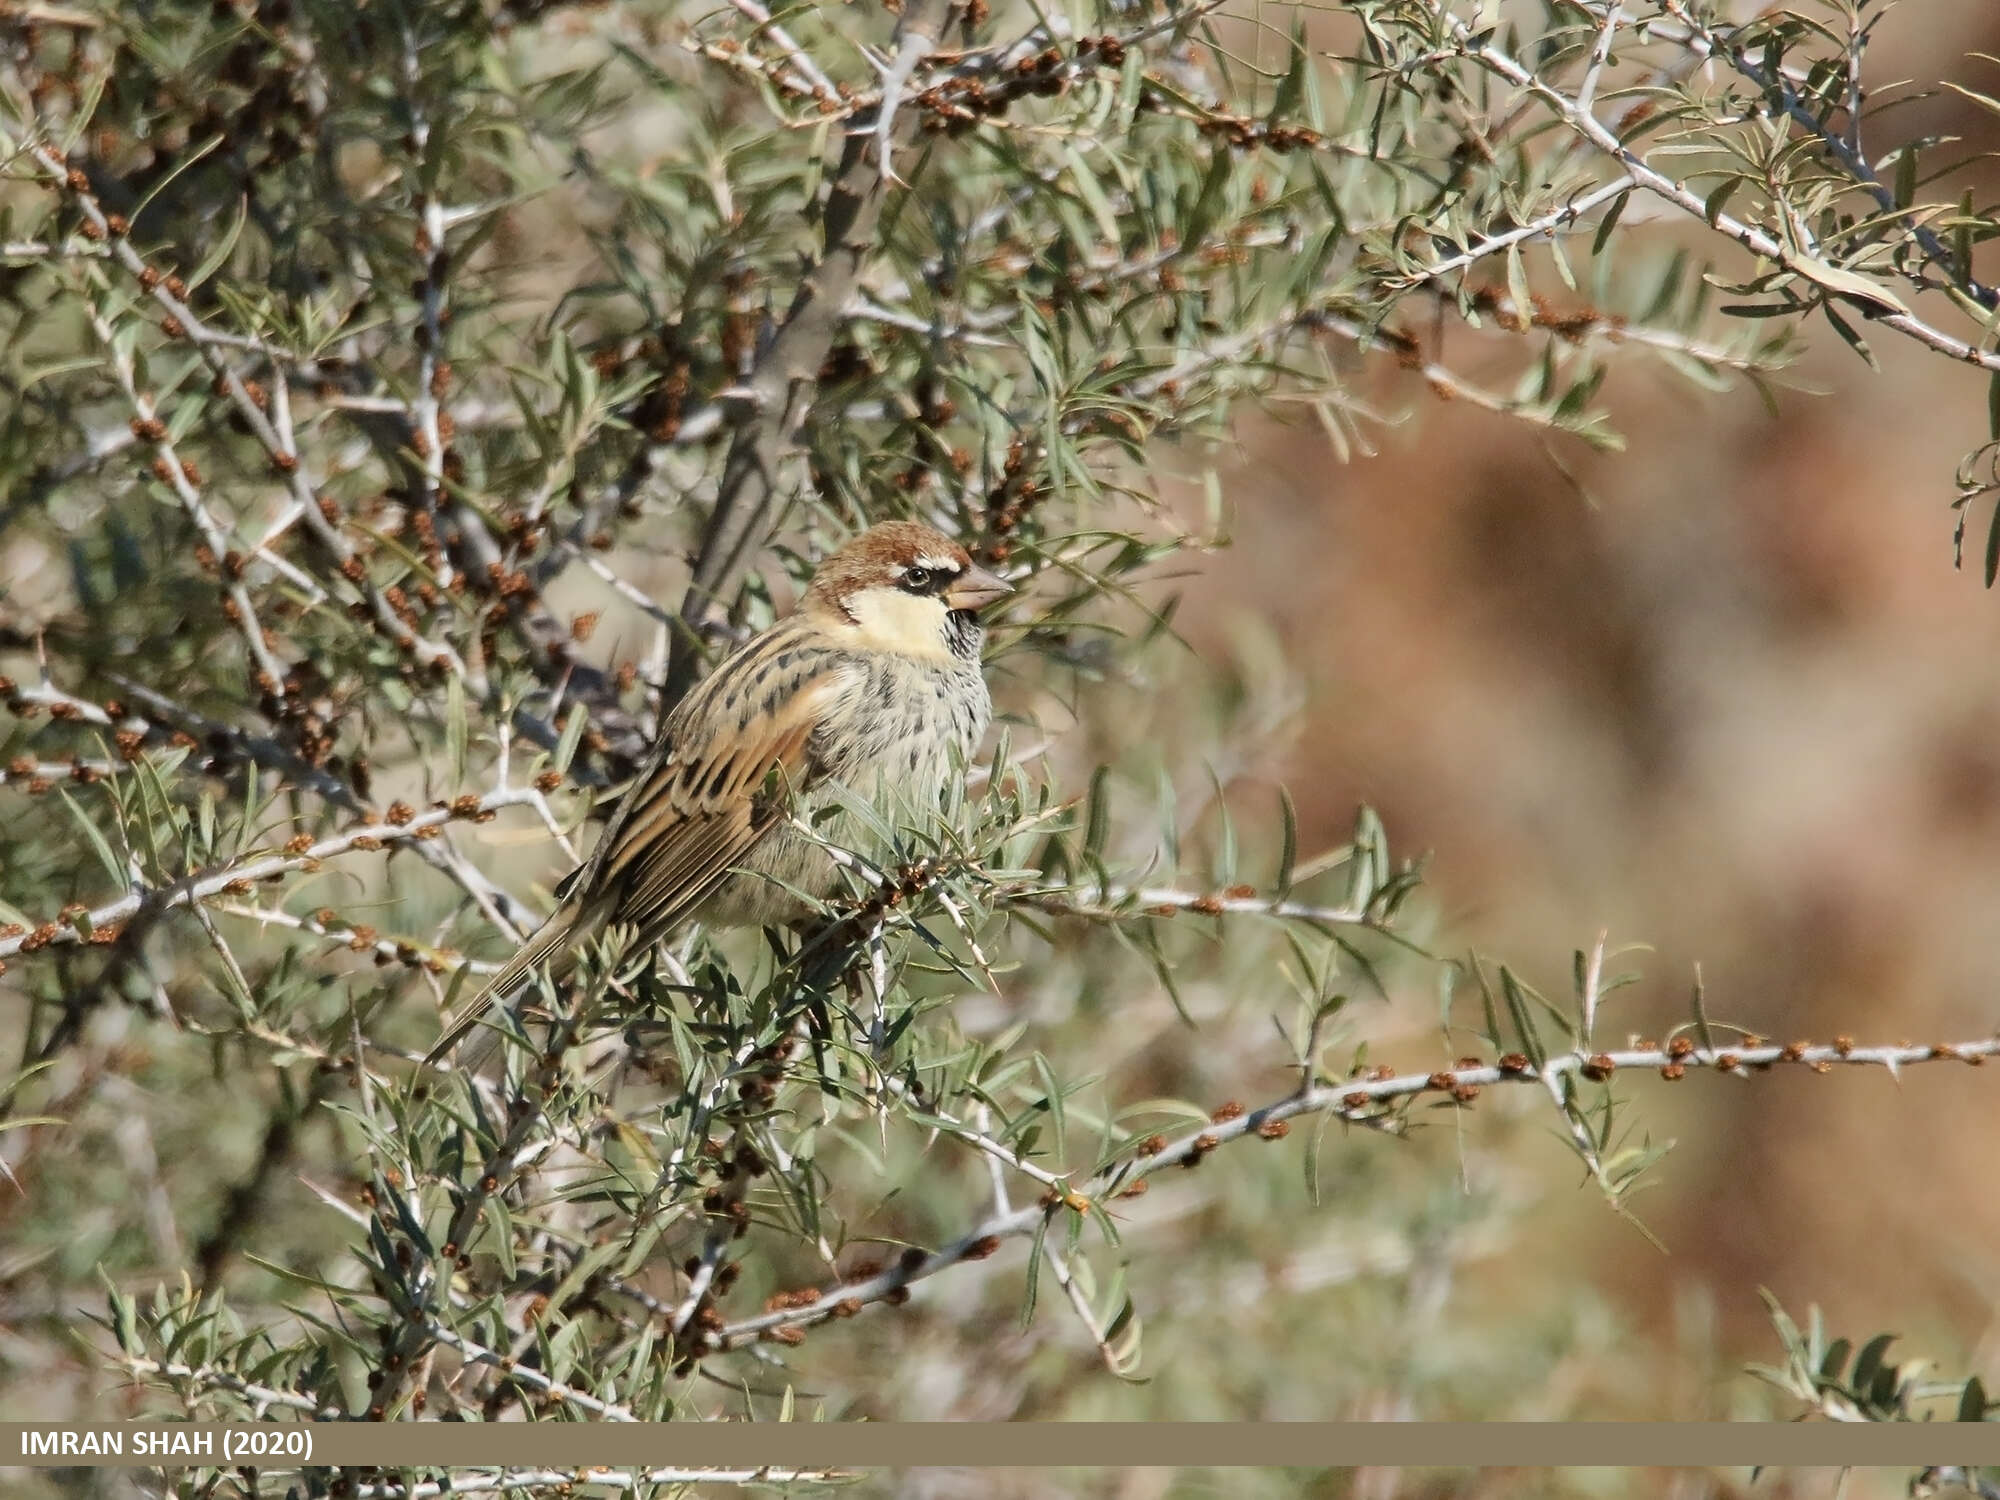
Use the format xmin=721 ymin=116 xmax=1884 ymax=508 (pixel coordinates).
xmin=946 ymin=563 xmax=1015 ymax=612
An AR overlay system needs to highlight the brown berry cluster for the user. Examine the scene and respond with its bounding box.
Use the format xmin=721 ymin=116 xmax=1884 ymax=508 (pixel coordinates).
xmin=916 ymin=39 xmax=1113 ymax=134
xmin=977 ymin=437 xmax=1048 ymax=564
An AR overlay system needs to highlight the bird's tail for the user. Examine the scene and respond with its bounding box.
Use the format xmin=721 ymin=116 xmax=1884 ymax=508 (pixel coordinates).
xmin=424 ymin=899 xmax=588 ymax=1067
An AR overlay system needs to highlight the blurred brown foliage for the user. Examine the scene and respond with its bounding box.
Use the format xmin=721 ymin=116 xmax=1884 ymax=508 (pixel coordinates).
xmin=1186 ymin=142 xmax=2000 ymax=1424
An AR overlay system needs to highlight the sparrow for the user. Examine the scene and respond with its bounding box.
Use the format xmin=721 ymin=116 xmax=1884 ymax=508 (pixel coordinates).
xmin=424 ymin=520 xmax=1012 ymax=1064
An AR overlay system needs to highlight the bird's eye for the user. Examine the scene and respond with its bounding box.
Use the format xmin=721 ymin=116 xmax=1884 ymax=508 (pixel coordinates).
xmin=901 ymin=566 xmax=932 ymax=593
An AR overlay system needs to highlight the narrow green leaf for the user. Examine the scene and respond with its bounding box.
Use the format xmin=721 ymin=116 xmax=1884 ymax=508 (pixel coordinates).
xmin=1894 ymin=146 xmax=1918 ymax=211
xmin=1021 ymin=1218 xmax=1048 ymax=1328
xmin=1869 ymin=1363 xmax=1900 ymax=1411
xmin=1183 ymin=147 xmax=1231 ymax=252
xmin=554 ymin=705 xmax=587 ymax=775
xmin=1275 ymin=785 xmax=1298 ymax=900
xmin=1505 ymin=244 xmax=1531 ymax=326
xmin=1032 ymin=1052 xmax=1067 ymax=1154
xmin=1499 ymin=967 xmax=1547 ymax=1069
xmin=57 ymin=789 xmax=124 ymax=891
xmin=447 ymin=673 xmax=468 ymax=791
xmin=1688 ymin=965 xmax=1717 ymax=1057
xmin=1821 ymin=303 xmax=1879 ymax=371
xmin=1268 ymin=16 xmax=1309 ymax=124
xmin=1957 ymin=1374 xmax=1988 ymax=1423
xmin=1591 ymin=189 xmax=1631 ymax=257
xmin=1704 ymin=177 xmax=1742 ymax=229
xmin=1084 ymin=764 xmax=1112 ymax=861
xmin=189 ymin=195 xmax=250 ymax=292
xmin=1851 ymin=1331 xmax=1897 ymax=1394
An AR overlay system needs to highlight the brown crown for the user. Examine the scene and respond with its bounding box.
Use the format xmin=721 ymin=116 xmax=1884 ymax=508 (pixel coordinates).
xmin=804 ymin=520 xmax=971 ymax=608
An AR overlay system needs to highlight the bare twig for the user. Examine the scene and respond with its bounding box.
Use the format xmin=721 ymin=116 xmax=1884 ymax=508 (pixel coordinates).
xmin=709 ymin=1032 xmax=2000 ymax=1349
xmin=660 ymin=0 xmax=956 ymax=708
xmin=0 ymin=787 xmax=539 ymax=961
xmin=1429 ymin=7 xmax=2000 ymax=374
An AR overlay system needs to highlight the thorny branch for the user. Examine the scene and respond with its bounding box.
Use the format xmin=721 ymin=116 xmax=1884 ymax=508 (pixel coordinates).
xmin=660 ymin=0 xmax=957 ymax=708
xmin=705 ymin=1032 xmax=2000 ymax=1353
xmin=0 ymin=786 xmax=540 ymax=962
xmin=1652 ymin=0 xmax=1999 ymax=312
xmin=1425 ymin=5 xmax=2000 ymax=374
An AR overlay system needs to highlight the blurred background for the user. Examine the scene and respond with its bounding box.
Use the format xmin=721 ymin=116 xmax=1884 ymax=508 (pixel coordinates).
xmin=1171 ymin=305 xmax=2000 ymax=1387
xmin=1143 ymin=1 xmax=2000 ymax=1432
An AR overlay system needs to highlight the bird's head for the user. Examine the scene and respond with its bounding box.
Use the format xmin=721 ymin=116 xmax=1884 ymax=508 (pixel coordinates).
xmin=804 ymin=520 xmax=1013 ymax=661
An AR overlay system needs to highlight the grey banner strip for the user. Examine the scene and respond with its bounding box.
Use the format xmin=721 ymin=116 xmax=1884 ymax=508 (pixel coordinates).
xmin=5 ymin=1423 xmax=2000 ymax=1469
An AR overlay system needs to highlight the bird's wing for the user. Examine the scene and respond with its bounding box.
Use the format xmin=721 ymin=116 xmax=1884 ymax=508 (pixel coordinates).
xmin=584 ymin=653 xmax=849 ymax=941
xmin=425 ymin=639 xmax=848 ymax=1068
xmin=421 ymin=896 xmax=591 ymax=1066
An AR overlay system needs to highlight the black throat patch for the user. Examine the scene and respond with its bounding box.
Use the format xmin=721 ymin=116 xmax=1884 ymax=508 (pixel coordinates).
xmin=944 ymin=610 xmax=984 ymax=662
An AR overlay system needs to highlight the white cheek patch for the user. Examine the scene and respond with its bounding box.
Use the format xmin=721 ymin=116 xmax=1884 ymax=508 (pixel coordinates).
xmin=846 ymin=587 xmax=955 ymax=657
